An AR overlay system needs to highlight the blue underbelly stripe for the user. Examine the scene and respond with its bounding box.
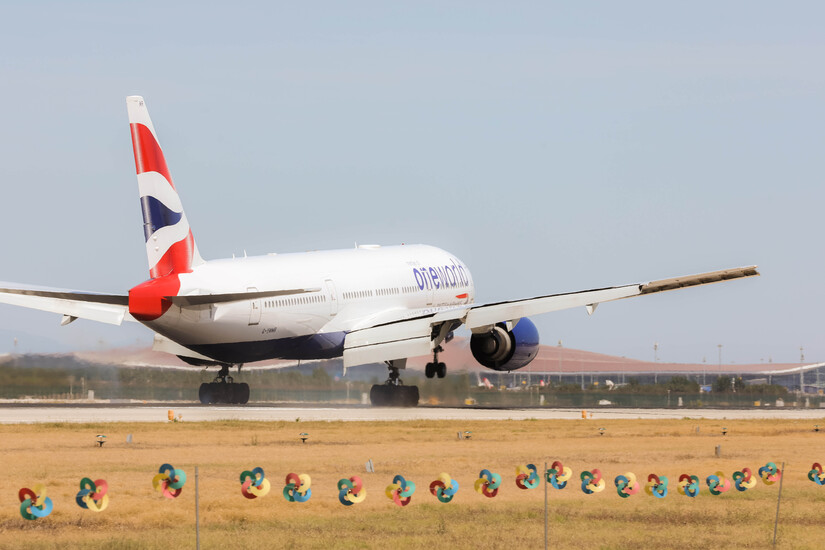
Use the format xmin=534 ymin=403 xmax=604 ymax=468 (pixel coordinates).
xmin=187 ymin=331 xmax=347 ymax=364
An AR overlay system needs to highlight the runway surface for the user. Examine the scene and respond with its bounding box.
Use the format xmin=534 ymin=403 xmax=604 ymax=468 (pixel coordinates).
xmin=0 ymin=403 xmax=824 ymax=423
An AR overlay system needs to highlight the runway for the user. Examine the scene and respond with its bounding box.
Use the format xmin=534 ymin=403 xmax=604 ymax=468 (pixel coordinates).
xmin=0 ymin=403 xmax=824 ymax=423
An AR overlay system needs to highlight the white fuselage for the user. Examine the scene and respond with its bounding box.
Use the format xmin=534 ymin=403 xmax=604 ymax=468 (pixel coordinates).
xmin=141 ymin=244 xmax=474 ymax=363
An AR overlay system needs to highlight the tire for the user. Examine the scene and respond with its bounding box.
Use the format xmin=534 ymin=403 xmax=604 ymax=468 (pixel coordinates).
xmin=198 ymin=383 xmax=212 ymax=404
xmin=226 ymin=383 xmax=237 ymax=404
xmin=425 ymin=363 xmax=435 ymax=378
xmin=370 ymin=384 xmax=389 ymax=406
xmin=370 ymin=384 xmax=420 ymax=407
xmin=436 ymin=362 xmax=447 ymax=378
xmin=402 ymin=385 xmax=420 ymax=407
xmin=212 ymin=382 xmax=229 ymax=404
xmin=237 ymin=383 xmax=250 ymax=404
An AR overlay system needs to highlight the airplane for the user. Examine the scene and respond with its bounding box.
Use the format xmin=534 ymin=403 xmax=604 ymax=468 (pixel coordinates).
xmin=0 ymin=96 xmax=759 ymax=406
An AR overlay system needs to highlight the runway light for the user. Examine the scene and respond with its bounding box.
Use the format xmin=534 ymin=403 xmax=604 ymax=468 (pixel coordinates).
xmin=599 ymin=427 xmax=605 ymax=436
xmin=815 ymin=425 xmax=820 ymax=433
xmin=300 ymin=432 xmax=309 ymax=444
xmin=722 ymin=427 xmax=728 ymax=436
xmin=96 ymin=434 xmax=107 ymax=448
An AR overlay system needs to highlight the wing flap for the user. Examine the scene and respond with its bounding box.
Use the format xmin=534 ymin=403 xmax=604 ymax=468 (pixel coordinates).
xmin=343 ymin=337 xmax=432 ymax=369
xmin=343 ymin=309 xmax=468 ymax=368
xmin=152 ymin=334 xmax=215 ymax=362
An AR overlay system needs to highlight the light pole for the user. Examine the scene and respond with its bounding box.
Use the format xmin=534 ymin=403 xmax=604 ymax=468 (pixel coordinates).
xmin=557 ymin=340 xmax=562 ymax=383
xmin=654 ymin=342 xmax=659 ymax=385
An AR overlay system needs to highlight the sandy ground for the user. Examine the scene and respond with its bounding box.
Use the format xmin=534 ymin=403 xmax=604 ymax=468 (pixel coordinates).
xmin=1 ymin=404 xmax=824 ymax=423
xmin=2 ymin=417 xmax=825 ymax=549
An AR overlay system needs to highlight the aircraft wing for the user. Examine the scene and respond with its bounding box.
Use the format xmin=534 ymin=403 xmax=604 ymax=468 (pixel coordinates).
xmin=342 ymin=265 xmax=759 ymax=368
xmin=0 ymin=283 xmax=130 ymax=325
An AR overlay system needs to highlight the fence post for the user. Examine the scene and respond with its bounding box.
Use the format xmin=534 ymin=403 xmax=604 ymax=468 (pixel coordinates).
xmin=196 ymin=466 xmax=200 ymax=550
xmin=544 ymin=461 xmax=548 ymax=550
xmin=772 ymin=462 xmax=785 ymax=548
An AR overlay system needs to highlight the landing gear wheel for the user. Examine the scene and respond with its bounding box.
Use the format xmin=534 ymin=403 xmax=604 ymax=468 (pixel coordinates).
xmin=370 ymin=384 xmax=419 ymax=407
xmin=370 ymin=384 xmax=389 ymax=406
xmin=436 ymin=362 xmax=446 ymax=378
xmin=425 ymin=362 xmax=436 ymax=378
xmin=199 ymin=365 xmax=250 ymax=405
xmin=370 ymin=360 xmax=419 ymax=407
xmin=402 ymin=385 xmax=420 ymax=406
xmin=235 ymin=383 xmax=250 ymax=404
xmin=199 ymin=383 xmax=212 ymax=404
xmin=426 ymin=346 xmax=447 ymax=379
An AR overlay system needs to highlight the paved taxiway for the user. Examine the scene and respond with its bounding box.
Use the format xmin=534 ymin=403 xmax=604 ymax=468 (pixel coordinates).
xmin=0 ymin=404 xmax=824 ymax=423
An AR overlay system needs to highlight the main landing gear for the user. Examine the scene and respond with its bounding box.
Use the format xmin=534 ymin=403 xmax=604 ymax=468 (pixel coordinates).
xmin=425 ymin=345 xmax=446 ymax=379
xmin=370 ymin=360 xmax=419 ymax=407
xmin=199 ymin=364 xmax=249 ymax=405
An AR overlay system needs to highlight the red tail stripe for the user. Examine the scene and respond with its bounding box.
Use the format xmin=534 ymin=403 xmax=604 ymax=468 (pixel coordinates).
xmin=149 ymin=230 xmax=196 ymax=279
xmin=129 ymin=274 xmax=181 ymax=321
xmin=130 ymin=123 xmax=176 ymax=189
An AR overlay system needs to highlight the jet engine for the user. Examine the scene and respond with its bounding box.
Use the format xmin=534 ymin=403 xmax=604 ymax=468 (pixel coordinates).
xmin=470 ymin=318 xmax=540 ymax=371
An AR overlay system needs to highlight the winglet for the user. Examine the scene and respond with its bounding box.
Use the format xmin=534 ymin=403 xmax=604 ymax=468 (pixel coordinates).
xmin=640 ymin=266 xmax=759 ymax=295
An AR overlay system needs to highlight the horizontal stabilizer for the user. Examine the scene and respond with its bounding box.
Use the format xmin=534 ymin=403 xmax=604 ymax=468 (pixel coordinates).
xmin=0 ymin=284 xmax=130 ymax=325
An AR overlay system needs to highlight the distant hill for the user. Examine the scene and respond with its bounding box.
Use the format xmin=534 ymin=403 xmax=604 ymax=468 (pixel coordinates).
xmin=4 ymin=339 xmax=810 ymax=377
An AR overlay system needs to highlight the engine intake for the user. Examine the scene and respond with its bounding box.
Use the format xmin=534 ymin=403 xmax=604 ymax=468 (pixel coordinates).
xmin=470 ymin=318 xmax=540 ymax=371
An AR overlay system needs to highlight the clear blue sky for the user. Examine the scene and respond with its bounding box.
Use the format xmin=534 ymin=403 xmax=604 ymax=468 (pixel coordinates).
xmin=0 ymin=1 xmax=822 ymax=364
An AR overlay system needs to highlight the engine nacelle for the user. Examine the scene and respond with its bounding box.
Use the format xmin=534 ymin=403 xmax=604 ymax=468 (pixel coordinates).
xmin=470 ymin=318 xmax=540 ymax=371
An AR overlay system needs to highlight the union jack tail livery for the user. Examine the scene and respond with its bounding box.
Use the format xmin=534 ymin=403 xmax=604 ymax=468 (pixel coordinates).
xmin=127 ymin=96 xmax=203 ymax=279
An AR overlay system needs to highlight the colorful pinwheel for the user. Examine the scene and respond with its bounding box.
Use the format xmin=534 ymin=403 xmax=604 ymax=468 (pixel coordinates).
xmin=758 ymin=462 xmax=782 ymax=485
xmin=808 ymin=463 xmax=825 ymax=486
xmin=732 ymin=467 xmax=757 ymax=492
xmin=240 ymin=467 xmax=271 ymax=499
xmin=152 ymin=464 xmax=186 ymax=499
xmin=614 ymin=472 xmax=640 ymax=498
xmin=677 ymin=474 xmax=700 ymax=497
xmin=545 ymin=461 xmax=572 ymax=490
xmin=283 ymin=473 xmax=311 ymax=502
xmin=706 ymin=471 xmax=731 ymax=495
xmin=515 ymin=464 xmax=540 ymax=490
xmin=338 ymin=476 xmax=366 ymax=506
xmin=474 ymin=469 xmax=501 ymax=498
xmin=644 ymin=474 xmax=668 ymax=498
xmin=19 ymin=484 xmax=53 ymax=520
xmin=580 ymin=469 xmax=605 ymax=494
xmin=76 ymin=477 xmax=109 ymax=511
xmin=429 ymin=473 xmax=459 ymax=503
xmin=386 ymin=475 xmax=416 ymax=507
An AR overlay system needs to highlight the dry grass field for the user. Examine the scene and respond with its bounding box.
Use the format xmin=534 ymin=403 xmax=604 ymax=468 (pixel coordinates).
xmin=1 ymin=416 xmax=824 ymax=549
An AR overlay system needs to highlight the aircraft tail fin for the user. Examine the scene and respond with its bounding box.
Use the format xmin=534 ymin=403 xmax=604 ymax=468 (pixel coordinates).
xmin=127 ymin=96 xmax=204 ymax=279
